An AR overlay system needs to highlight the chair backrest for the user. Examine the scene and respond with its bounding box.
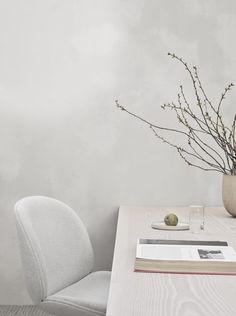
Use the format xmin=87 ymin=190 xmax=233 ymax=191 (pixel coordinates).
xmin=15 ymin=196 xmax=94 ymax=304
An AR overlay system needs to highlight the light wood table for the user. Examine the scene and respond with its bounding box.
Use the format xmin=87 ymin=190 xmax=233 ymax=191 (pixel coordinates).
xmin=106 ymin=206 xmax=236 ymax=316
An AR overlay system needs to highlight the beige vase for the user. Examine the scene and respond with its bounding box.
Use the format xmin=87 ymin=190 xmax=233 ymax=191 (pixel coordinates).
xmin=222 ymin=174 xmax=236 ymax=217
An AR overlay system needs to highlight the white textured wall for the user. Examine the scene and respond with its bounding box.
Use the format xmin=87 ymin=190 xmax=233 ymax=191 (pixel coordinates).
xmin=0 ymin=0 xmax=236 ymax=304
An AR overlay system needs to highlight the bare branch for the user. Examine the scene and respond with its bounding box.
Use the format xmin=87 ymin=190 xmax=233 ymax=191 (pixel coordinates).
xmin=150 ymin=125 xmax=225 ymax=173
xmin=115 ymin=53 xmax=236 ymax=175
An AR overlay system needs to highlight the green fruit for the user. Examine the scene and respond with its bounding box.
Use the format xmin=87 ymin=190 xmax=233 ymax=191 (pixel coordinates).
xmin=164 ymin=213 xmax=178 ymax=226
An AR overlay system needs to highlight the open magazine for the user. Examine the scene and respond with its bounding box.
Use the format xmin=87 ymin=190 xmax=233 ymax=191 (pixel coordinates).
xmin=135 ymin=239 xmax=236 ymax=275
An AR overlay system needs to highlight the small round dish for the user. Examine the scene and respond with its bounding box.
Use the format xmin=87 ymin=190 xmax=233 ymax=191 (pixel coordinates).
xmin=151 ymin=221 xmax=189 ymax=231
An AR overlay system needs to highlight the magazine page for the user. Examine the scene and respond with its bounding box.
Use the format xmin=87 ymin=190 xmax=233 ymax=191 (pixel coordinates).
xmin=139 ymin=239 xmax=228 ymax=246
xmin=137 ymin=244 xmax=236 ymax=262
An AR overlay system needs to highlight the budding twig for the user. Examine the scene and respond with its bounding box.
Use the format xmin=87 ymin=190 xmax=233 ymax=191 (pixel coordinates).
xmin=115 ymin=53 xmax=235 ymax=174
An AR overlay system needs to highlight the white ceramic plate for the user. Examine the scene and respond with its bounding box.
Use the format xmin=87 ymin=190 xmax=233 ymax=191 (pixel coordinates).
xmin=151 ymin=221 xmax=189 ymax=231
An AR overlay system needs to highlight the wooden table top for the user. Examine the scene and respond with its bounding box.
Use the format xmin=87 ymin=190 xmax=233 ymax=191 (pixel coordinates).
xmin=106 ymin=206 xmax=236 ymax=316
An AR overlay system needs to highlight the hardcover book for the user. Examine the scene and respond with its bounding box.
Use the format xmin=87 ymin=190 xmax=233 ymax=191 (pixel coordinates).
xmin=135 ymin=239 xmax=236 ymax=275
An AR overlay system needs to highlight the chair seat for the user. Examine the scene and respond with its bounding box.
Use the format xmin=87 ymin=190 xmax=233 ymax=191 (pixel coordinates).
xmin=40 ymin=271 xmax=111 ymax=316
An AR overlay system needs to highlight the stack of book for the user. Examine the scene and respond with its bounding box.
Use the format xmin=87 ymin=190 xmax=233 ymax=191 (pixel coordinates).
xmin=135 ymin=239 xmax=236 ymax=275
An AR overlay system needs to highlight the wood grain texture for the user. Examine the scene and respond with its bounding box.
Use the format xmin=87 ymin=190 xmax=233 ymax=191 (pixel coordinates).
xmin=106 ymin=206 xmax=236 ymax=316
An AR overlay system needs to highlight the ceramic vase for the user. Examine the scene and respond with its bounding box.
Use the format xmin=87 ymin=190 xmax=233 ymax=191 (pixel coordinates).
xmin=222 ymin=174 xmax=236 ymax=217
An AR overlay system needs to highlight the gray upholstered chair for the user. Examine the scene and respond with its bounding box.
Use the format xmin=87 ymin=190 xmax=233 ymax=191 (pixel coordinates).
xmin=15 ymin=196 xmax=111 ymax=316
